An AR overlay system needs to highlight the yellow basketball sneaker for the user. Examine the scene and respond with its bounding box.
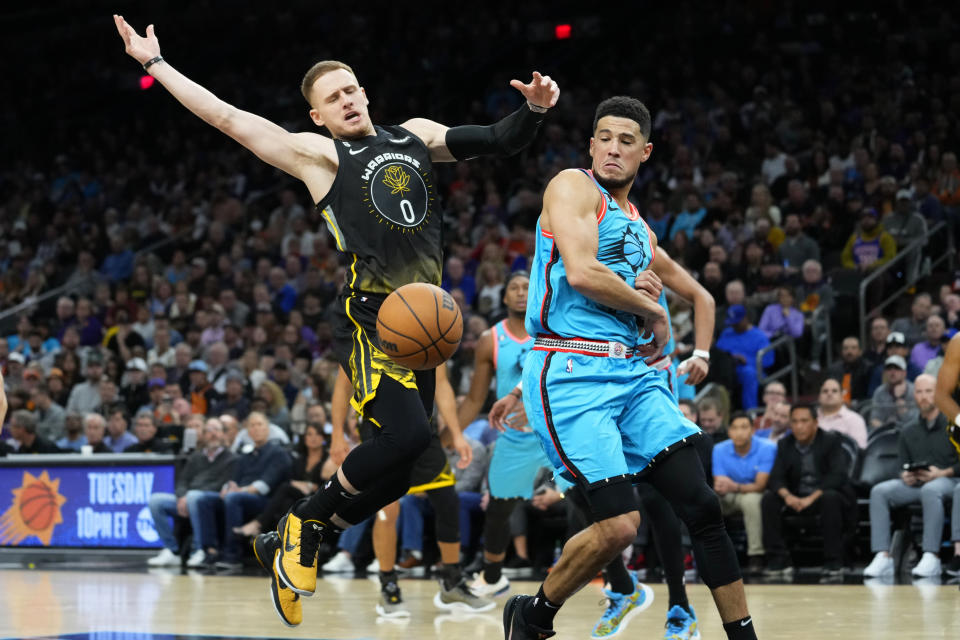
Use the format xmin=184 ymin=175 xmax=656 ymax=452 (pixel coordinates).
xmin=276 ymin=512 xmax=323 ymax=596
xmin=948 ymin=419 xmax=960 ymax=456
xmin=270 ymin=549 xmax=303 ymax=627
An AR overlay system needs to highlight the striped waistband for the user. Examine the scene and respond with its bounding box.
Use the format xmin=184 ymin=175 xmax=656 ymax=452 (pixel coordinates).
xmin=533 ymin=335 xmax=635 ymax=358
xmin=647 ymin=354 xmax=671 ymax=371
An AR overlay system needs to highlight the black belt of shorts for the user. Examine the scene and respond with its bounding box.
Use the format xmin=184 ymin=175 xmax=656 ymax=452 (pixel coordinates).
xmin=533 ymin=335 xmax=635 ymax=358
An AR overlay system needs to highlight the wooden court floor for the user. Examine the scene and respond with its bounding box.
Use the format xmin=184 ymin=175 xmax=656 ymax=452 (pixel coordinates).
xmin=0 ymin=569 xmax=956 ymax=640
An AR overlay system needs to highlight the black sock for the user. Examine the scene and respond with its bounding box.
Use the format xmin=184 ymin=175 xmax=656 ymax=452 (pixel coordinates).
xmin=666 ymin=565 xmax=690 ymax=612
xmin=440 ymin=563 xmax=462 ymax=591
xmin=604 ymin=558 xmax=634 ymax=595
xmin=483 ymin=560 xmax=503 ymax=584
xmin=522 ymin=585 xmax=561 ymax=630
xmin=296 ymin=476 xmax=357 ymax=522
xmin=722 ymin=616 xmax=757 ymax=640
xmin=379 ymin=569 xmax=398 ymax=586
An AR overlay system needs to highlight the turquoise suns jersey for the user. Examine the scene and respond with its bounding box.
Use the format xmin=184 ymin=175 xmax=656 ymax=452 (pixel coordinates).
xmin=526 ymin=169 xmax=657 ymax=347
xmin=491 ymin=319 xmax=533 ymax=400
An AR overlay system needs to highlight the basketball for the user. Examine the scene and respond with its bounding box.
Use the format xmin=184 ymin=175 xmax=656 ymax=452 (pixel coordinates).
xmin=377 ymin=282 xmax=463 ymax=370
xmin=19 ymin=482 xmax=57 ymax=531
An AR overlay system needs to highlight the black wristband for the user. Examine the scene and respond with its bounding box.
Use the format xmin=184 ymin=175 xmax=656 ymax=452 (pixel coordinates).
xmin=142 ymin=56 xmax=164 ymax=71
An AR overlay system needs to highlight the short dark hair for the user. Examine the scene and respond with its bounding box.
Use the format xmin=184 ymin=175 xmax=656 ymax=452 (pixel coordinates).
xmin=790 ymin=403 xmax=816 ymax=419
xmin=729 ymin=411 xmax=753 ymax=427
xmin=678 ymin=398 xmax=698 ymax=420
xmin=593 ymin=96 xmax=651 ymax=141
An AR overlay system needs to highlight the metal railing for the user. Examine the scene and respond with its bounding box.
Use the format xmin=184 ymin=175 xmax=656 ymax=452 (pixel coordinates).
xmin=756 ymin=334 xmax=799 ymax=400
xmin=811 ymin=304 xmax=833 ymax=369
xmin=858 ymin=220 xmax=955 ymax=346
xmin=0 ymin=229 xmax=192 ymax=330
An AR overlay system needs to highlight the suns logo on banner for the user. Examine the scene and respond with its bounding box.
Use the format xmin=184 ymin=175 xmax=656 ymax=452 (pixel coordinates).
xmin=0 ymin=470 xmax=68 ymax=545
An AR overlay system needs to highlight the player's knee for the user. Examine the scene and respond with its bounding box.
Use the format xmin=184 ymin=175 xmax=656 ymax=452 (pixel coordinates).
xmin=681 ymin=483 xmax=723 ymax=535
xmin=596 ymin=512 xmax=640 ymax=552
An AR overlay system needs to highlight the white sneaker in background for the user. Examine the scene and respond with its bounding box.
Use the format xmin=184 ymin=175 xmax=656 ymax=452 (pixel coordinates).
xmin=322 ymin=550 xmax=355 ymax=573
xmin=911 ymin=552 xmax=942 ymax=577
xmin=863 ymin=552 xmax=894 ymax=577
xmin=185 ymin=549 xmax=207 ymax=567
xmin=147 ymin=548 xmax=179 ymax=567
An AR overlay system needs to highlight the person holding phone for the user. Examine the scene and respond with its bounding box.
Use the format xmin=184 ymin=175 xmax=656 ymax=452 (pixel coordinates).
xmin=864 ymin=374 xmax=960 ymax=578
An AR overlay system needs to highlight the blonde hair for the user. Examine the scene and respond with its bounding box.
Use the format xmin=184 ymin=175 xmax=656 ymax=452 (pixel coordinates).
xmin=300 ymin=60 xmax=356 ymax=105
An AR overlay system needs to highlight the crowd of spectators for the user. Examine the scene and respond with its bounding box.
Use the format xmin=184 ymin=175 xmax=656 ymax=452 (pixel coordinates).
xmin=1 ymin=2 xmax=960 ymax=576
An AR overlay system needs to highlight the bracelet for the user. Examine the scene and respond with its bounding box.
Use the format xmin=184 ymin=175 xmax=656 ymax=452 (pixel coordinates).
xmin=142 ymin=55 xmax=164 ymax=71
xmin=510 ymin=387 xmax=523 ymax=399
xmin=527 ymin=101 xmax=549 ymax=113
xmin=692 ymin=349 xmax=711 ymax=362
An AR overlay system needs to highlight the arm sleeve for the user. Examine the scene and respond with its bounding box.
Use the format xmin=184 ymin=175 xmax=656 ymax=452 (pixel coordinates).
xmin=444 ymin=105 xmax=545 ymax=160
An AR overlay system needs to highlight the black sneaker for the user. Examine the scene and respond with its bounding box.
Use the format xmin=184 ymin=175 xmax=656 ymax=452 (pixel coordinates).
xmin=502 ymin=595 xmax=555 ymax=640
xmin=945 ymin=556 xmax=960 ymax=577
xmin=763 ymin=556 xmax=794 ymax=578
xmin=746 ymin=556 xmax=764 ymax=575
xmin=503 ymin=556 xmax=533 ymax=577
xmin=821 ymin=561 xmax=844 ymax=578
xmin=253 ymin=531 xmax=280 ymax=572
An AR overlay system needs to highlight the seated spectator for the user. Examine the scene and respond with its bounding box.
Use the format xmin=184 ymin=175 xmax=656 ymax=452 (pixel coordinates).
xmin=7 ymin=410 xmax=60 ymax=454
xmin=910 ymin=315 xmax=946 ymax=372
xmin=669 ymin=192 xmax=707 ymax=243
xmin=840 ymin=208 xmax=896 ymax=273
xmin=441 ymin=256 xmax=476 ymax=304
xmin=148 ymin=327 xmax=176 ymax=368
xmin=756 ymin=402 xmax=791 ymax=442
xmin=230 ymin=408 xmax=290 ymax=452
xmin=215 ymin=412 xmax=292 ymax=568
xmin=697 ymin=397 xmax=727 ymax=440
xmin=778 ymin=214 xmax=820 ymax=275
xmin=762 ymin=405 xmax=854 ymax=577
xmin=890 ymin=293 xmax=932 ymax=347
xmin=864 ymin=375 xmax=960 ymax=579
xmin=758 ymin=286 xmax=804 ymax=339
xmin=716 ymin=304 xmax=773 ymax=409
xmin=795 ymin=259 xmax=834 ymax=316
xmin=255 ymin=380 xmax=292 ymax=434
xmin=753 ymin=382 xmax=787 ymax=432
xmin=147 ymin=418 xmax=237 ymax=568
xmin=56 ymin=413 xmax=87 ymax=452
xmin=66 ymin=352 xmax=104 ymax=414
xmin=883 ymin=191 xmax=928 ymax=274
xmin=931 ymin=151 xmax=960 ymax=207
xmin=82 ymin=413 xmax=113 ymax=453
xmin=863 ymin=316 xmax=890 ymax=370
xmin=123 ymin=411 xmax=173 ymax=453
xmin=122 ymin=357 xmax=150 ymax=417
xmin=270 ymin=361 xmax=299 ymax=409
xmin=212 ymin=371 xmax=251 ymax=420
xmin=104 ymin=406 xmax=138 ymax=452
xmin=31 ymin=384 xmax=66 ymax=442
xmin=233 ymin=422 xmax=335 ymax=537
xmin=186 ymin=360 xmax=218 ymax=415
xmin=305 ymin=403 xmax=334 ymax=438
xmin=816 ymin=378 xmax=868 ymax=448
xmin=712 ymin=412 xmax=777 ymax=574
xmin=870 ymin=356 xmax=918 ymax=430
xmin=824 ymin=337 xmax=872 ymax=405
xmin=868 ymin=332 xmax=921 ymax=395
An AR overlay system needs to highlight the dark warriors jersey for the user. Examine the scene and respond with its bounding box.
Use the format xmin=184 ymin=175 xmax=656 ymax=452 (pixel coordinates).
xmin=317 ymin=125 xmax=442 ymax=297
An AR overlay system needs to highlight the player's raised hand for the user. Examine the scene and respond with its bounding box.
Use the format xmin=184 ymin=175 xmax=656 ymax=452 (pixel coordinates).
xmin=677 ymin=354 xmax=710 ymax=384
xmin=113 ymin=15 xmax=161 ymax=66
xmin=510 ymin=72 xmax=560 ymax=110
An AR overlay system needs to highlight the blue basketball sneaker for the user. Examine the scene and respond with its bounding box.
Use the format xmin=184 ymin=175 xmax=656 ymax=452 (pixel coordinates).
xmin=664 ymin=604 xmax=700 ymax=640
xmin=590 ymin=571 xmax=654 ymax=638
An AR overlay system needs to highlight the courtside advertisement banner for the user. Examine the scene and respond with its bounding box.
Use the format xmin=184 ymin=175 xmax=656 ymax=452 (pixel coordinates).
xmin=0 ymin=464 xmax=174 ymax=548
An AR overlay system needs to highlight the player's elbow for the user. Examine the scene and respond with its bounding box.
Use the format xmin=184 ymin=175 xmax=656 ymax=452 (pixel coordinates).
xmin=566 ymin=267 xmax=594 ymax=295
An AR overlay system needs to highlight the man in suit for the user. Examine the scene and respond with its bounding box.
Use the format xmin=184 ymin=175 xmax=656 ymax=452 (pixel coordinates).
xmin=761 ymin=404 xmax=854 ymax=578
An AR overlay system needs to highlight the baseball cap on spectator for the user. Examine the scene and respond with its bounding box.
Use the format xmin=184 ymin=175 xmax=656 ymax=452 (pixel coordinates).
xmin=188 ymin=360 xmax=209 ymax=373
xmin=148 ymin=377 xmax=167 ymax=389
xmin=861 ymin=207 xmax=879 ymax=218
xmin=256 ymin=302 xmax=273 ymax=313
xmin=87 ymin=352 xmax=104 ymax=365
xmin=886 ymin=332 xmax=906 ymax=346
xmin=48 ymin=367 xmax=64 ymax=380
xmin=725 ymin=304 xmax=747 ymax=325
xmin=225 ymin=369 xmax=245 ymax=383
xmin=8 ymin=352 xmax=25 ymax=364
xmin=126 ymin=357 xmax=148 ymax=373
xmin=191 ymin=257 xmax=207 ymax=269
xmin=884 ymin=355 xmax=907 ymax=370
xmin=896 ymin=189 xmax=912 ymax=200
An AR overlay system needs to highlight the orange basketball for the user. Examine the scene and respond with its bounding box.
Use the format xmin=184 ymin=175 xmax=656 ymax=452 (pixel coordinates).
xmin=19 ymin=482 xmax=57 ymax=531
xmin=377 ymin=282 xmax=463 ymax=370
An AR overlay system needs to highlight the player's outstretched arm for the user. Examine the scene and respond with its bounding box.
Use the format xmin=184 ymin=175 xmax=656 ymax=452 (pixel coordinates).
xmin=457 ymin=330 xmax=495 ymax=428
xmin=546 ymin=171 xmax=668 ymax=332
xmin=403 ymin=71 xmax=559 ymax=162
xmin=650 ymin=248 xmax=715 ymax=383
xmin=113 ymin=15 xmax=334 ymax=188
xmin=435 ymin=363 xmax=472 ymax=468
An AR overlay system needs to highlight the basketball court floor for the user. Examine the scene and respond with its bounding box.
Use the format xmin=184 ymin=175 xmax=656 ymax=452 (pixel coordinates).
xmin=0 ymin=565 xmax=956 ymax=640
